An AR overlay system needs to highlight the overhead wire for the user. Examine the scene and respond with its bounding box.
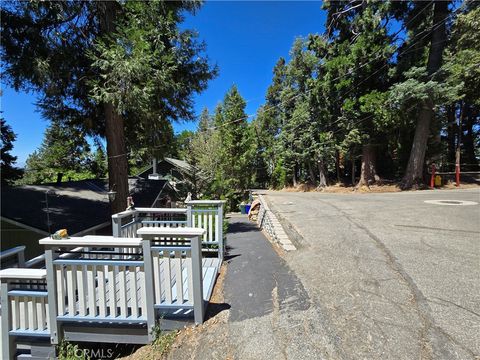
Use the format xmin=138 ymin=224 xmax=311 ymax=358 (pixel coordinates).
xmin=284 ymin=1 xmax=466 ymax=136
xmin=195 ymin=0 xmax=446 ymax=137
xmin=104 ymin=1 xmax=465 ymax=161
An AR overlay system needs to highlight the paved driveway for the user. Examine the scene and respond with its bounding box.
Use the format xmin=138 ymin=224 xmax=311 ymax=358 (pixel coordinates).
xmin=264 ymin=188 xmax=479 ymax=359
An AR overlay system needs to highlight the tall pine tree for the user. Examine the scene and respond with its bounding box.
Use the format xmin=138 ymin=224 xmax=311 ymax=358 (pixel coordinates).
xmin=2 ymin=1 xmax=217 ymax=212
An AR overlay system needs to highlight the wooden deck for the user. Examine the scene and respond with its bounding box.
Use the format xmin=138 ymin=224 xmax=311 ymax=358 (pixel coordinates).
xmin=1 ymin=203 xmax=226 ymax=359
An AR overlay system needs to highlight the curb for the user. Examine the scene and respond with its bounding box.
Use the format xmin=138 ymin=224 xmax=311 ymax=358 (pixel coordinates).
xmin=255 ymin=194 xmax=297 ymax=252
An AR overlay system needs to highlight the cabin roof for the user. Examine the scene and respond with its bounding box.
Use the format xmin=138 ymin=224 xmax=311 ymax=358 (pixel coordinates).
xmin=136 ymin=157 xmax=193 ymax=180
xmin=1 ymin=178 xmax=172 ymax=235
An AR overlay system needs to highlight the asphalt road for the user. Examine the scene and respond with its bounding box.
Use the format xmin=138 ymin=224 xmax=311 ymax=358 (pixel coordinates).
xmin=264 ymin=188 xmax=480 ymax=359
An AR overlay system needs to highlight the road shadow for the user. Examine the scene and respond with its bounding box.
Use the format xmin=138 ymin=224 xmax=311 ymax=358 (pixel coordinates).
xmin=227 ymin=219 xmax=258 ymax=234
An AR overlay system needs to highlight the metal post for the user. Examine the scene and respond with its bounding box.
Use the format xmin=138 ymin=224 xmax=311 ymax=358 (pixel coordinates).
xmin=191 ymin=235 xmax=204 ymax=324
xmin=1 ymin=281 xmax=14 ymax=360
xmin=142 ymin=239 xmax=156 ymax=341
xmin=217 ymin=203 xmax=224 ymax=261
xmin=45 ymin=247 xmax=59 ymax=344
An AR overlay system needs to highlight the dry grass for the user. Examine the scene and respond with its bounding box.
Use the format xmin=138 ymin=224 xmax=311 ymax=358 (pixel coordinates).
xmin=282 ymin=183 xmax=318 ymax=192
xmin=442 ymin=181 xmax=480 ymax=190
xmin=279 ymin=181 xmax=478 ymax=194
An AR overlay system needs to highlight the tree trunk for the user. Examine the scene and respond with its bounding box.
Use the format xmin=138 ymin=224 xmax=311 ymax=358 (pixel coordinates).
xmin=455 ymin=104 xmax=462 ymax=178
xmin=463 ymin=106 xmax=478 ymax=170
xmin=401 ymin=0 xmax=449 ymax=189
xmin=307 ymin=160 xmax=316 ymax=183
xmin=105 ymin=103 xmax=129 ymax=214
xmin=446 ymin=105 xmax=457 ymax=166
xmin=357 ymin=144 xmax=379 ymax=187
xmin=292 ymin=163 xmax=298 ymax=187
xmin=351 ymin=150 xmax=355 ymax=186
xmin=100 ymin=1 xmax=129 ymax=214
xmin=335 ymin=150 xmax=341 ymax=184
xmin=317 ymin=158 xmax=327 ymax=188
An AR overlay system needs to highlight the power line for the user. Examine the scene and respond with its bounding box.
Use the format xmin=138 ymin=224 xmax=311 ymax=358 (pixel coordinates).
xmin=317 ymin=4 xmax=465 ymax=133
xmin=193 ymin=1 xmax=453 ymax=138
xmin=104 ymin=2 xmax=465 ymax=161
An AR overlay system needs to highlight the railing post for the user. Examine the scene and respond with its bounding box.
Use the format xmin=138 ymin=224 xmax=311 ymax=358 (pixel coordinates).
xmin=133 ymin=209 xmax=139 ymax=225
xmin=1 ymin=280 xmax=14 ymax=360
xmin=191 ymin=235 xmax=205 ymax=324
xmin=112 ymin=215 xmax=122 ymax=237
xmin=186 ymin=203 xmax=192 ymax=227
xmin=217 ymin=203 xmax=224 ymax=261
xmin=44 ymin=247 xmax=60 ymax=344
xmin=17 ymin=249 xmax=25 ymax=268
xmin=142 ymin=239 xmax=156 ymax=342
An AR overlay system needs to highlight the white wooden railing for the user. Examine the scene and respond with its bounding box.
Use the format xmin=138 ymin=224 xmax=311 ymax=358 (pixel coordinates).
xmin=35 ymin=230 xmax=205 ymax=345
xmin=152 ymin=245 xmax=191 ymax=306
xmin=0 ymin=246 xmax=26 ymax=268
xmin=186 ymin=201 xmax=225 ymax=254
xmin=113 ymin=208 xmax=188 ymax=238
xmin=137 ymin=227 xmax=205 ymax=324
xmin=1 ymin=268 xmax=50 ymax=359
xmin=112 ymin=201 xmax=225 ymax=260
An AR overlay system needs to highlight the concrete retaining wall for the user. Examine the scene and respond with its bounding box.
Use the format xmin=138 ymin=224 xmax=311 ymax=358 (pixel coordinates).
xmin=256 ymin=195 xmax=296 ymax=252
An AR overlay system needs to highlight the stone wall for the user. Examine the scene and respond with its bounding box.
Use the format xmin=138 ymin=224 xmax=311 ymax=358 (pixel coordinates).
xmin=256 ymin=195 xmax=296 ymax=252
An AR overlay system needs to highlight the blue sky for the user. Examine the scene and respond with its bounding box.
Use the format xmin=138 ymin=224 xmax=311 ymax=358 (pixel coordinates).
xmin=1 ymin=1 xmax=327 ymax=166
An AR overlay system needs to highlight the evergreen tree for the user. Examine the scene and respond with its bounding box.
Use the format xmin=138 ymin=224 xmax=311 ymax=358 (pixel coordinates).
xmin=320 ymin=1 xmax=395 ymax=186
xmin=443 ymin=5 xmax=480 ymax=171
xmin=20 ymin=122 xmax=92 ymax=184
xmin=175 ymin=130 xmax=195 ymax=161
xmin=198 ymin=107 xmax=212 ymax=133
xmin=400 ymin=1 xmax=450 ymax=188
xmin=2 ymin=1 xmax=217 ymax=212
xmin=254 ymin=58 xmax=287 ymax=188
xmin=191 ymin=108 xmax=222 ymax=190
xmin=89 ymin=145 xmax=108 ymax=179
xmin=214 ymin=86 xmax=252 ymax=209
xmin=0 ymin=117 xmax=23 ymax=185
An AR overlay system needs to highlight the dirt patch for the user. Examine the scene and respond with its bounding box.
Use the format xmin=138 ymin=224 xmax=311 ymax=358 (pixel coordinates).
xmin=121 ymin=264 xmax=229 ymax=360
xmin=119 ymin=341 xmax=166 ymax=360
xmin=282 ymin=183 xmax=401 ymax=193
xmin=280 ymin=182 xmax=479 ymax=194
xmin=166 ymin=263 xmax=232 ymax=359
xmin=326 ymin=183 xmax=401 ymax=193
xmin=441 ymin=182 xmax=479 ymax=190
xmin=282 ymin=183 xmax=317 ymax=192
xmin=209 ymin=262 xmax=227 ymax=305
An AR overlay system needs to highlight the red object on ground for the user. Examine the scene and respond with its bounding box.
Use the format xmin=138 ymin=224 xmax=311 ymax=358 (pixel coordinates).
xmin=455 ymin=164 xmax=460 ymax=187
xmin=430 ymin=164 xmax=436 ymax=189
